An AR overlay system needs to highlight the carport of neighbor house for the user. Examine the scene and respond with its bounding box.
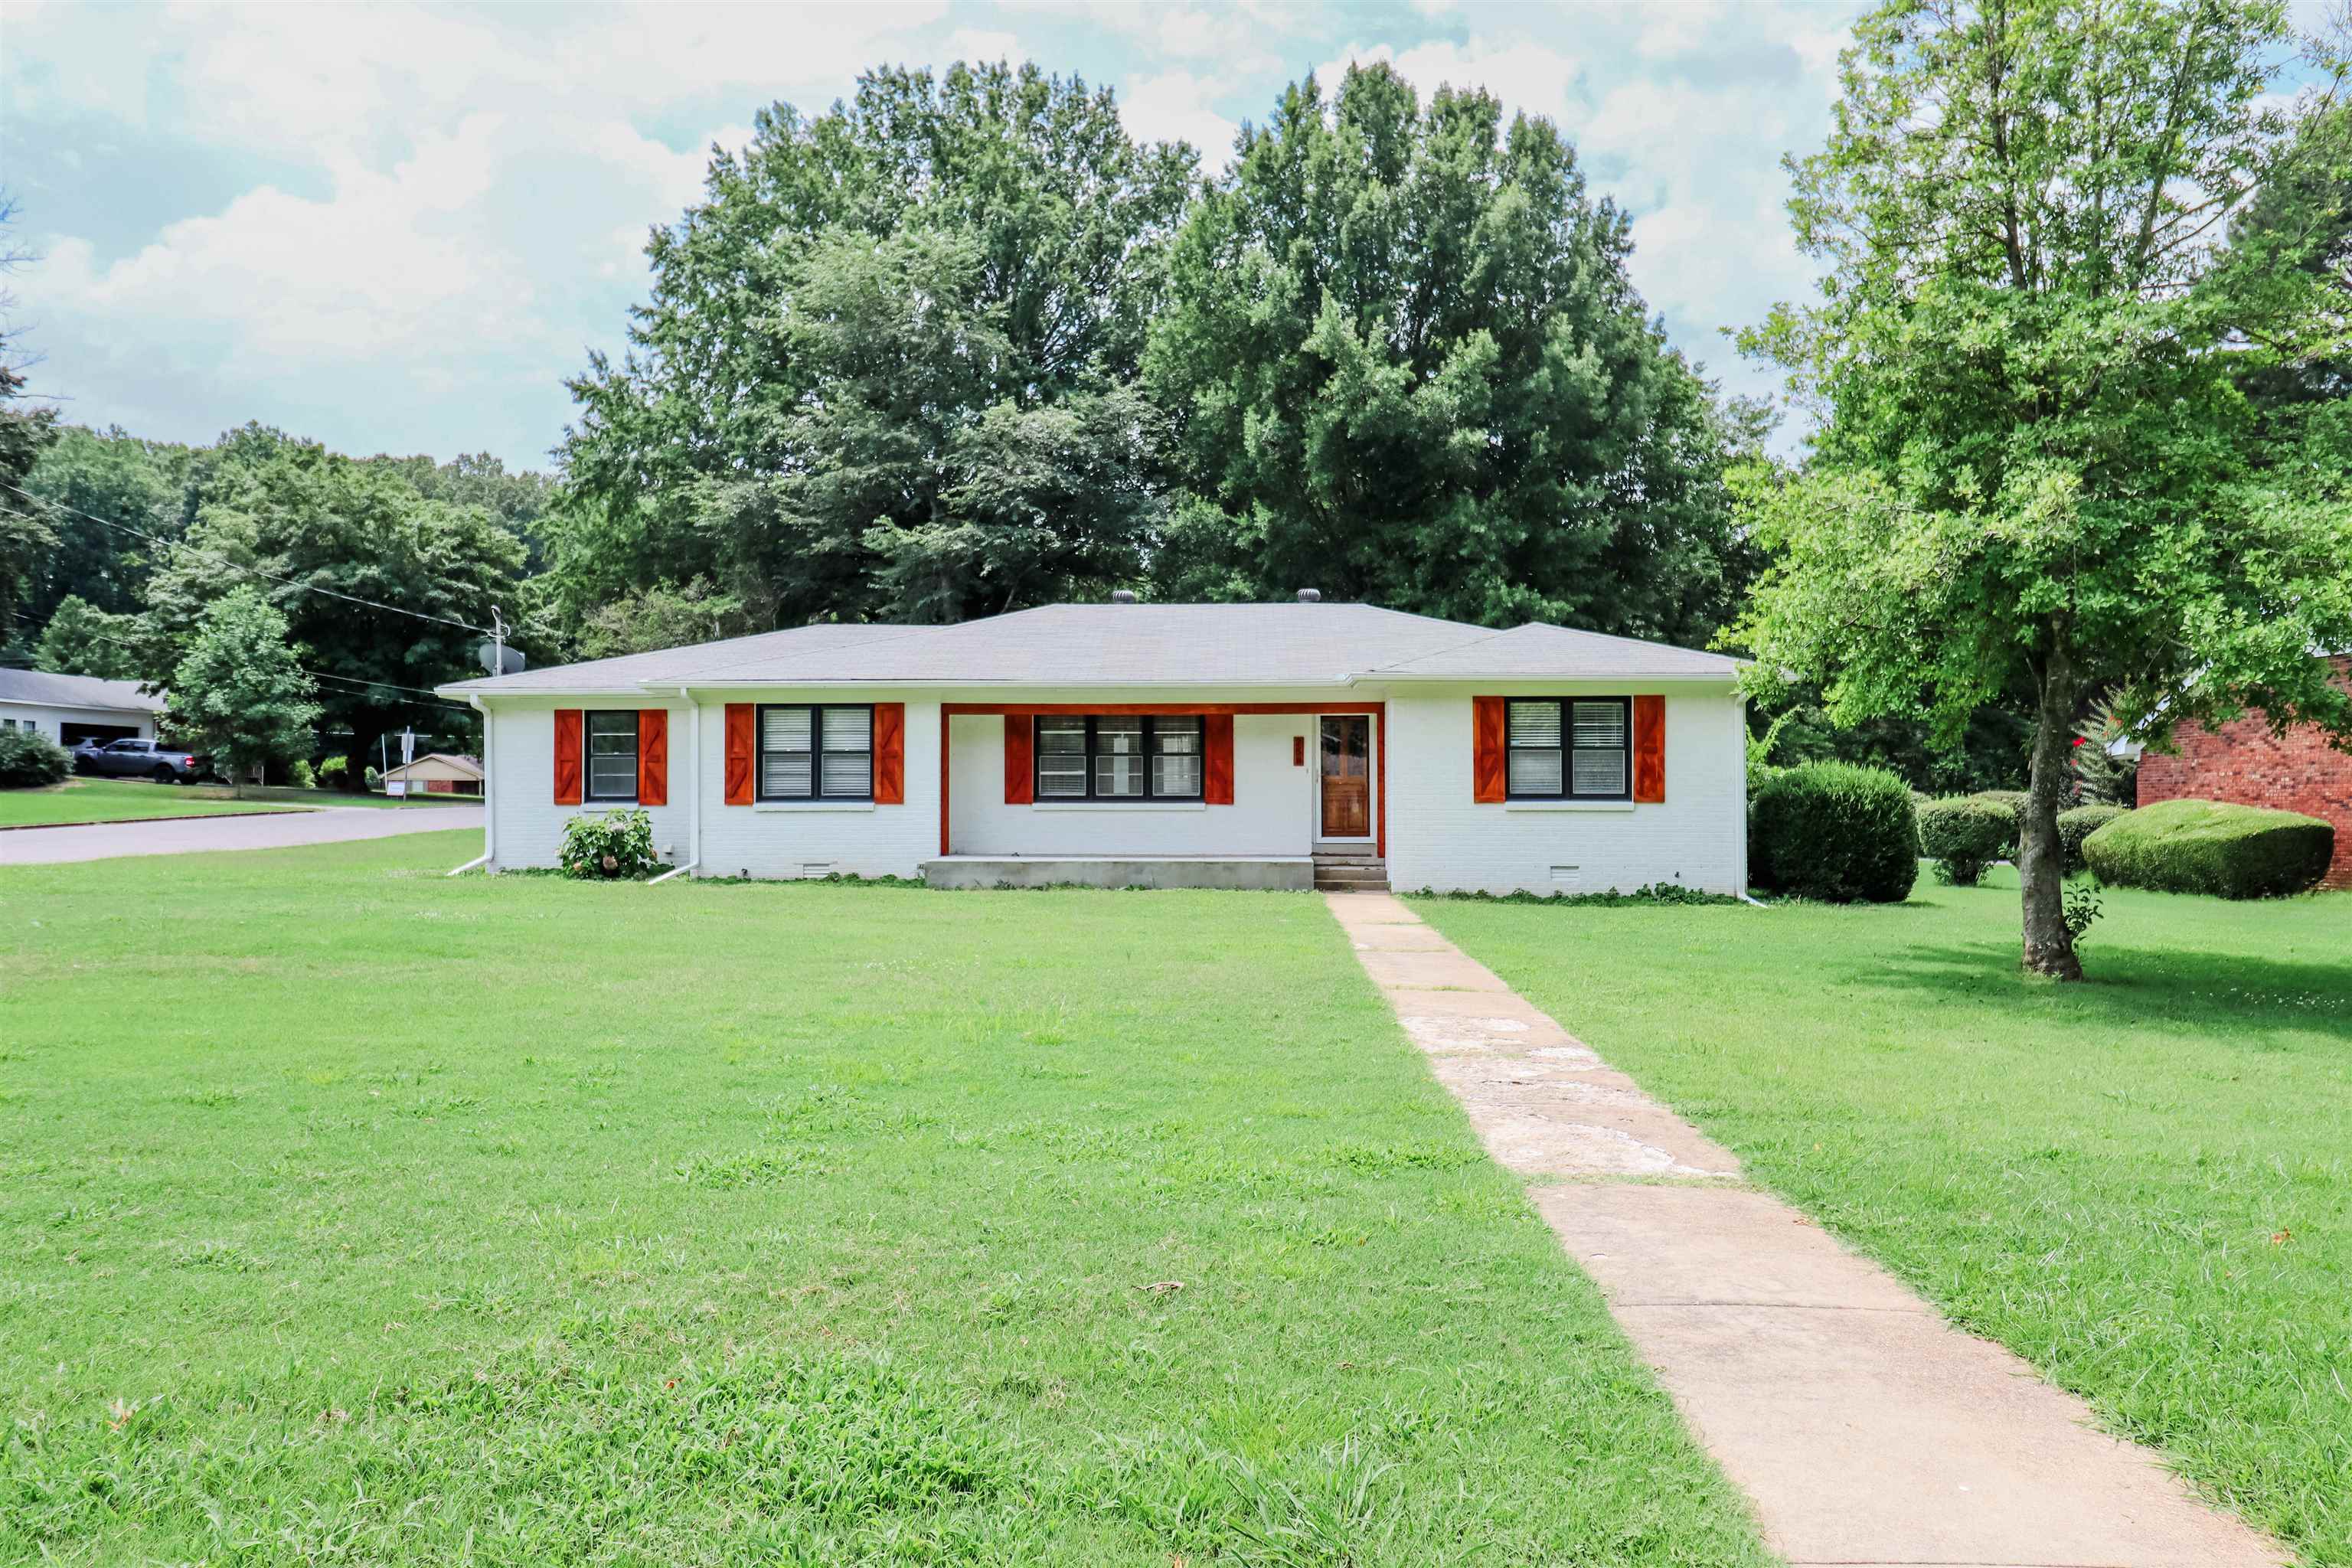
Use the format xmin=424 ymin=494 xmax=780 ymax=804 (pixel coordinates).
xmin=926 ymin=701 xmax=1386 ymax=890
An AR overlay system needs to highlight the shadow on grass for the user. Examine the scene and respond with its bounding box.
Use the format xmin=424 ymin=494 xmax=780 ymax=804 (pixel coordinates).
xmin=1853 ymin=939 xmax=2352 ymax=1046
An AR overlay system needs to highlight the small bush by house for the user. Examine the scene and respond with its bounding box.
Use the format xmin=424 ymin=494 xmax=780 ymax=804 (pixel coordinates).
xmin=0 ymin=729 xmax=73 ymax=789
xmin=2081 ymin=798 xmax=2334 ymax=899
xmin=559 ymin=808 xmax=662 ymax=880
xmin=1918 ymin=796 xmax=2015 ymax=885
xmin=1750 ymin=761 xmax=1919 ymax=903
xmin=2056 ymin=803 xmax=2126 ymax=872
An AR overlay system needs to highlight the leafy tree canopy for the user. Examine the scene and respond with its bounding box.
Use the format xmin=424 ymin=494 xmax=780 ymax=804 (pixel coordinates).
xmin=18 ymin=426 xmax=185 ymax=624
xmin=1145 ymin=63 xmax=1762 ymax=641
xmin=35 ymin=593 xmax=139 ymax=679
xmin=168 ymin=586 xmax=320 ymax=788
xmin=1733 ymin=0 xmax=2352 ymax=978
xmin=139 ymin=438 xmax=522 ymax=779
xmin=550 ymin=61 xmax=1197 ymax=630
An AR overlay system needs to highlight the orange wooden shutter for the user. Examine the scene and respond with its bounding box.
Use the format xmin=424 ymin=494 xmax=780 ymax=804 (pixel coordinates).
xmin=553 ymin=708 xmax=582 ymax=805
xmin=637 ymin=708 xmax=668 ymax=806
xmin=1472 ymin=696 xmax=1507 ymax=802
xmin=1003 ymin=714 xmax=1034 ymax=804
xmin=872 ymin=702 xmax=905 ymax=804
xmin=1632 ymin=694 xmax=1666 ymax=803
xmin=724 ymin=704 xmax=754 ymax=805
xmin=1204 ymin=714 xmax=1235 ymax=804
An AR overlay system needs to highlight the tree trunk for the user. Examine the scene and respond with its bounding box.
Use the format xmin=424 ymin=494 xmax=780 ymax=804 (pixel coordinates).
xmin=2020 ymin=650 xmax=2082 ymax=980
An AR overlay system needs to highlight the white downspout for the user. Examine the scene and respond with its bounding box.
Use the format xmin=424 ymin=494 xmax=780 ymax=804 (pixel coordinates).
xmin=648 ymin=688 xmax=701 ymax=884
xmin=446 ymin=695 xmax=495 ymax=875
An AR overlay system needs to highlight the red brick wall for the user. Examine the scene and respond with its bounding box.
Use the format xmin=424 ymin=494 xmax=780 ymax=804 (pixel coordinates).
xmin=2135 ymin=657 xmax=2352 ymax=889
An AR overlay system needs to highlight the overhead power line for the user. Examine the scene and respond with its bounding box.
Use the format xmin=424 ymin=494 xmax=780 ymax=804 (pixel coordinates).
xmin=1 ymin=482 xmax=492 ymax=637
xmin=8 ymin=608 xmax=476 ymax=714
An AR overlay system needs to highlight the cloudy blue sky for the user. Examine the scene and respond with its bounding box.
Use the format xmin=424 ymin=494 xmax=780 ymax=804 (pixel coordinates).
xmin=0 ymin=0 xmax=2307 ymax=475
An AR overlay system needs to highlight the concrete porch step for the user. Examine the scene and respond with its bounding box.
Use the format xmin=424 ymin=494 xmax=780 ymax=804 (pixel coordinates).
xmin=1315 ymin=860 xmax=1390 ymax=891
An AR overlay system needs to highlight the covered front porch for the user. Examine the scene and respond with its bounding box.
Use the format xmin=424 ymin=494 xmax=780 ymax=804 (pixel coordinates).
xmin=935 ymin=700 xmax=1385 ymax=885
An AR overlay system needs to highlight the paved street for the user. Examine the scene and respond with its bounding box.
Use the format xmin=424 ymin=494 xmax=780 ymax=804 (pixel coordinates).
xmin=0 ymin=806 xmax=484 ymax=866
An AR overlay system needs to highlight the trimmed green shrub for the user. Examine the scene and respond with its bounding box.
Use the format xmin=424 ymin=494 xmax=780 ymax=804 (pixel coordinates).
xmin=317 ymin=756 xmax=348 ymax=787
xmin=1918 ymin=796 xmax=2015 ymax=885
xmin=2056 ymin=803 xmax=2126 ymax=872
xmin=0 ymin=728 xmax=74 ymax=789
xmin=1749 ymin=761 xmax=1919 ymax=903
xmin=559 ymin=808 xmax=661 ymax=880
xmin=2081 ymin=798 xmax=2334 ymax=899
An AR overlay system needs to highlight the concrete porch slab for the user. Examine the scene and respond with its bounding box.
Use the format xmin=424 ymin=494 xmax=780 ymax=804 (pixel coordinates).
xmin=920 ymin=855 xmax=1312 ymax=890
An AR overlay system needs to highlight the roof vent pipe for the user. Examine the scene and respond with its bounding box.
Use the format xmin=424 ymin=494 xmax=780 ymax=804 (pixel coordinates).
xmin=1296 ymin=588 xmax=1321 ymax=603
xmin=1110 ymin=590 xmax=1137 ymax=604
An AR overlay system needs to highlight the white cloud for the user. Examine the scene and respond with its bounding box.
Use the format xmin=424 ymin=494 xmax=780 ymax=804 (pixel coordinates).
xmin=5 ymin=0 xmax=1872 ymax=463
xmin=941 ymin=27 xmax=1024 ymax=63
xmin=1120 ymin=70 xmax=1243 ymax=165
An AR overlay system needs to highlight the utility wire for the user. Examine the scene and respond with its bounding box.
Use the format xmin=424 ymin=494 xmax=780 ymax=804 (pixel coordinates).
xmin=1 ymin=482 xmax=494 ymax=637
xmin=8 ymin=608 xmax=476 ymax=714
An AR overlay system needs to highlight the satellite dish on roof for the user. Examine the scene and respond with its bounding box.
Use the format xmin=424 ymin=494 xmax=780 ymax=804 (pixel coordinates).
xmin=479 ymin=640 xmax=525 ymax=676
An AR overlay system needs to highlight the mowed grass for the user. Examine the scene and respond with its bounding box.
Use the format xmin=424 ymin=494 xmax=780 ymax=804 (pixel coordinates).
xmin=0 ymin=832 xmax=1769 ymax=1567
xmin=1413 ymin=868 xmax=2352 ymax=1563
xmin=0 ymin=778 xmax=307 ymax=827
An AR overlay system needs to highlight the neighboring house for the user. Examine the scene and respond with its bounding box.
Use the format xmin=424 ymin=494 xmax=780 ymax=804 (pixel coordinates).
xmin=2135 ymin=654 xmax=2352 ymax=890
xmin=436 ymin=597 xmax=1748 ymax=894
xmin=0 ymin=668 xmax=165 ymax=747
xmin=383 ymin=753 xmax=484 ymax=797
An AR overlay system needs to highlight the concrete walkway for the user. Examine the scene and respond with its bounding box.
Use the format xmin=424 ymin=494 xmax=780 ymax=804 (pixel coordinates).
xmin=0 ymin=805 xmax=482 ymax=866
xmin=1326 ymin=890 xmax=2288 ymax=1568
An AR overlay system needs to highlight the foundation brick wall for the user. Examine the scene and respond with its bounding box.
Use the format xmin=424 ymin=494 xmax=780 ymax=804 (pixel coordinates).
xmin=2134 ymin=656 xmax=2352 ymax=889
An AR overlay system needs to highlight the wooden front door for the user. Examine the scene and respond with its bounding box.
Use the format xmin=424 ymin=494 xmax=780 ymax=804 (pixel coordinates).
xmin=1319 ymin=716 xmax=1370 ymax=838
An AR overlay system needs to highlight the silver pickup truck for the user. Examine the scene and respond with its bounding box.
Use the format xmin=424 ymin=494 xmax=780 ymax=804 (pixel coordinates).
xmin=72 ymin=737 xmax=214 ymax=783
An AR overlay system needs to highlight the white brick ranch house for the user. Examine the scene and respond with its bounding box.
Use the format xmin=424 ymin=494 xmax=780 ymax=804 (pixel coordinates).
xmin=436 ymin=598 xmax=1748 ymax=894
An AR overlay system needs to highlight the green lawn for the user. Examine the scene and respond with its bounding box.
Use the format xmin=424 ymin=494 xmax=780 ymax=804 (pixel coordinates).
xmin=0 ymin=832 xmax=1768 ymax=1567
xmin=1414 ymin=868 xmax=2352 ymax=1564
xmin=0 ymin=778 xmax=307 ymax=828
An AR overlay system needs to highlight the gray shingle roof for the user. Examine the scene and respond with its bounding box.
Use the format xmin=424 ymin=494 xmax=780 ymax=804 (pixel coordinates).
xmin=440 ymin=603 xmax=1741 ymax=696
xmin=0 ymin=668 xmax=166 ymax=713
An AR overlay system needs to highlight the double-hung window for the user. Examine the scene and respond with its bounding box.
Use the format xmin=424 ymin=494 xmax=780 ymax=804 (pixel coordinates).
xmin=585 ymin=710 xmax=639 ymax=802
xmin=758 ymin=704 xmax=874 ymax=801
xmin=1505 ymin=697 xmax=1630 ymax=799
xmin=1035 ymin=714 xmax=1204 ymax=801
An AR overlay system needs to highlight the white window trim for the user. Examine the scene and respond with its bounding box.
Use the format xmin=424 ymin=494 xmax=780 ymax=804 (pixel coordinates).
xmin=1503 ymin=800 xmax=1637 ymax=813
xmin=1031 ymin=801 xmax=1208 ymax=812
xmin=753 ymin=801 xmax=878 ymax=813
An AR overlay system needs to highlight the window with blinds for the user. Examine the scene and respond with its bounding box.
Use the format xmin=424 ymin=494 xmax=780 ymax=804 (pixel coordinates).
xmin=756 ymin=704 xmax=874 ymax=801
xmin=585 ymin=710 xmax=639 ymax=802
xmin=1034 ymin=714 xmax=1204 ymax=801
xmin=1504 ymin=697 xmax=1631 ymax=799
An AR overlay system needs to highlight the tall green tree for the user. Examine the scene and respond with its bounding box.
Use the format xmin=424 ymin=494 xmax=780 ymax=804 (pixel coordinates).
xmin=169 ymin=586 xmax=320 ymax=791
xmin=0 ymin=193 xmax=57 ymax=635
xmin=1733 ymin=0 xmax=2352 ymax=978
xmin=36 ymin=594 xmax=141 ymax=679
xmin=1145 ymin=64 xmax=1758 ymax=640
xmin=140 ymin=440 xmax=521 ymax=783
xmin=19 ymin=426 xmax=185 ymax=622
xmin=552 ymin=60 xmax=1196 ymax=630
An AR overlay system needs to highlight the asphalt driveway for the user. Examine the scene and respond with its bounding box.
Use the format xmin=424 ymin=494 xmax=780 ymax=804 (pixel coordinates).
xmin=0 ymin=805 xmax=484 ymax=866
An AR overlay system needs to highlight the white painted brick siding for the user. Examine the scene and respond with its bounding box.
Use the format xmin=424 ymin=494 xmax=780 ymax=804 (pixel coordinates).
xmin=949 ymin=712 xmax=1321 ymax=855
xmin=1382 ymin=686 xmax=1746 ymax=896
xmin=480 ymin=682 xmax=1744 ymax=890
